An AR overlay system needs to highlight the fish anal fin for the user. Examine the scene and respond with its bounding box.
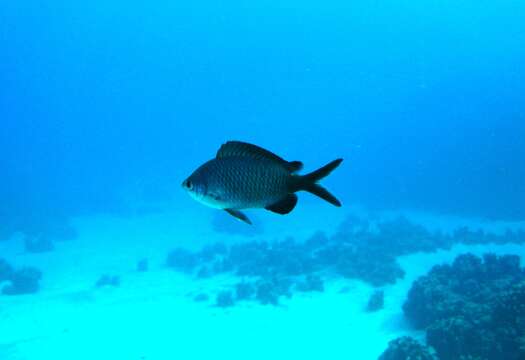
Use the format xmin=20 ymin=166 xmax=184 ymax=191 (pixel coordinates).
xmin=217 ymin=141 xmax=301 ymax=172
xmin=265 ymin=194 xmax=298 ymax=215
xmin=225 ymin=209 xmax=252 ymax=225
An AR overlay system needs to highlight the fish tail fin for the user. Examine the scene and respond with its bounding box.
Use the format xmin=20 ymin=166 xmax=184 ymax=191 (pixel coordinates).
xmin=294 ymin=159 xmax=343 ymax=207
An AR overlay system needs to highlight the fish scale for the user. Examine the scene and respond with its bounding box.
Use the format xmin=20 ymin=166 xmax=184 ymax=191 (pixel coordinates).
xmin=208 ymin=157 xmax=290 ymax=208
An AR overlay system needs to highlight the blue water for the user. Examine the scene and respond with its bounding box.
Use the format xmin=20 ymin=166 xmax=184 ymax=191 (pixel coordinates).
xmin=1 ymin=1 xmax=525 ymax=359
xmin=2 ymin=0 xmax=525 ymax=223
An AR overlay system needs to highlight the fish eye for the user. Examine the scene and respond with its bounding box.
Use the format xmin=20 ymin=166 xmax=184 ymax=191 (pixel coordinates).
xmin=186 ymin=181 xmax=193 ymax=189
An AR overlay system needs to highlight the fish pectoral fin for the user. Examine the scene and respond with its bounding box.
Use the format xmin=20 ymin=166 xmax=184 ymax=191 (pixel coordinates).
xmin=265 ymin=194 xmax=298 ymax=215
xmin=225 ymin=209 xmax=252 ymax=225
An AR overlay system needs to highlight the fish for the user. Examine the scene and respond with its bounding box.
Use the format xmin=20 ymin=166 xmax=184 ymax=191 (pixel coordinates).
xmin=182 ymin=141 xmax=343 ymax=224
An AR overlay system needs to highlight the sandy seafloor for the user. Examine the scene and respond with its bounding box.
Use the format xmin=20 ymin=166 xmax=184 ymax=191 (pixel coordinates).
xmin=1 ymin=205 xmax=524 ymax=360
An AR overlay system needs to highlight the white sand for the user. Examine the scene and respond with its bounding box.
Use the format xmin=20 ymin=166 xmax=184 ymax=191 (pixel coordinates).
xmin=0 ymin=206 xmax=524 ymax=360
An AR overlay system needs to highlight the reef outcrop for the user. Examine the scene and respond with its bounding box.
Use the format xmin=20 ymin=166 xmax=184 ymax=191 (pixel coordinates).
xmin=0 ymin=258 xmax=14 ymax=283
xmin=1 ymin=258 xmax=43 ymax=295
xmin=403 ymin=253 xmax=525 ymax=360
xmin=366 ymin=290 xmax=384 ymax=312
xmin=24 ymin=235 xmax=55 ymax=253
xmin=95 ymin=275 xmax=121 ymax=288
xmin=378 ymin=336 xmax=438 ymax=360
xmin=2 ymin=266 xmax=43 ymax=295
xmin=166 ymin=215 xmax=525 ymax=307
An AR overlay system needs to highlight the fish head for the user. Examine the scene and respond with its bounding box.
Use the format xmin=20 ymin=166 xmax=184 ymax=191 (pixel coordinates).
xmin=182 ymin=168 xmax=226 ymax=209
xmin=181 ymin=174 xmax=207 ymax=202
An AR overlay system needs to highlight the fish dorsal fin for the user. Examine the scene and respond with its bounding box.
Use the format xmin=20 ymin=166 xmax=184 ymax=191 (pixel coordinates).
xmin=287 ymin=161 xmax=303 ymax=172
xmin=217 ymin=141 xmax=303 ymax=172
xmin=217 ymin=141 xmax=286 ymax=163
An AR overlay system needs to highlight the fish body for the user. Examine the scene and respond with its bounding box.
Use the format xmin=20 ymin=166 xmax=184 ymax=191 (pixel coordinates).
xmin=182 ymin=141 xmax=342 ymax=224
xmin=187 ymin=156 xmax=293 ymax=209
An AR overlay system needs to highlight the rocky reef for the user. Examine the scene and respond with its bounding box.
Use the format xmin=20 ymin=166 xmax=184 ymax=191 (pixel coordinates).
xmin=24 ymin=235 xmax=55 ymax=253
xmin=378 ymin=336 xmax=438 ymax=360
xmin=403 ymin=253 xmax=525 ymax=360
xmin=136 ymin=258 xmax=149 ymax=272
xmin=215 ymin=290 xmax=235 ymax=307
xmin=95 ymin=274 xmax=121 ymax=288
xmin=0 ymin=261 xmax=43 ymax=296
xmin=366 ymin=290 xmax=384 ymax=312
xmin=0 ymin=258 xmax=14 ymax=283
xmin=166 ymin=215 xmax=525 ymax=307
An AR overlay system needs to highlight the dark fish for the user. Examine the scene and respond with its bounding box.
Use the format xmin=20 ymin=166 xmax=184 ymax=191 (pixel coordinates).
xmin=182 ymin=141 xmax=343 ymax=224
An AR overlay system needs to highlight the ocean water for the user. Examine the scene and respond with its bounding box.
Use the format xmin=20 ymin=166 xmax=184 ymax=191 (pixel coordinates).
xmin=1 ymin=1 xmax=525 ymax=359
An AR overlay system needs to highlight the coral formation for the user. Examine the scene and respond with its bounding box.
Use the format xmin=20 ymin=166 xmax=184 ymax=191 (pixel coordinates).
xmin=235 ymin=281 xmax=255 ymax=300
xmin=196 ymin=266 xmax=213 ymax=279
xmin=295 ymin=274 xmax=325 ymax=293
xmin=166 ymin=247 xmax=199 ymax=273
xmin=403 ymin=253 xmax=525 ymax=360
xmin=95 ymin=275 xmax=121 ymax=288
xmin=0 ymin=259 xmax=42 ymax=295
xmin=378 ymin=336 xmax=437 ymax=360
xmin=24 ymin=235 xmax=55 ymax=253
xmin=2 ymin=267 xmax=43 ymax=295
xmin=0 ymin=258 xmax=14 ymax=283
xmin=255 ymin=276 xmax=293 ymax=305
xmin=216 ymin=290 xmax=235 ymax=307
xmin=166 ymin=215 xmax=525 ymax=307
xmin=137 ymin=258 xmax=149 ymax=272
xmin=366 ymin=290 xmax=384 ymax=312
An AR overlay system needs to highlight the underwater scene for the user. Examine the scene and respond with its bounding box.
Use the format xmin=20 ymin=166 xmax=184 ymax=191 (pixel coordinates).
xmin=1 ymin=0 xmax=525 ymax=359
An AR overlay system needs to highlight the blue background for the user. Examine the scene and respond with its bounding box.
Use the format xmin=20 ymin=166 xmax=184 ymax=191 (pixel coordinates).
xmin=2 ymin=0 xmax=525 ymax=229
